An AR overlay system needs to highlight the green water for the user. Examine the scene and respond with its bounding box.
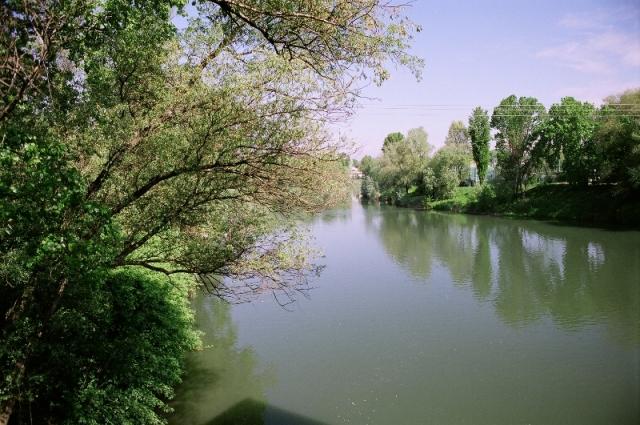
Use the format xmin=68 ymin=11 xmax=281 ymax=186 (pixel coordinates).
xmin=169 ymin=201 xmax=640 ymax=425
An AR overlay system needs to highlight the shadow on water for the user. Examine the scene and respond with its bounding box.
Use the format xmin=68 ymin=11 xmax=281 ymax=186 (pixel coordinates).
xmin=204 ymin=398 xmax=330 ymax=425
xmin=364 ymin=204 xmax=640 ymax=344
xmin=169 ymin=296 xmax=331 ymax=425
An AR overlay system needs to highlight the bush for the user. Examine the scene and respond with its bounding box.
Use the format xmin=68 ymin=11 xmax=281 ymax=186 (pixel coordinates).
xmin=474 ymin=184 xmax=498 ymax=212
xmin=7 ymin=269 xmax=199 ymax=425
xmin=423 ymin=166 xmax=458 ymax=200
xmin=360 ymin=175 xmax=379 ymax=200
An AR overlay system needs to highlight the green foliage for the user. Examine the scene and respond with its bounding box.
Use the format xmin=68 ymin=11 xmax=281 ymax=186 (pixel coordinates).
xmin=425 ymin=186 xmax=479 ymax=212
xmin=360 ymin=175 xmax=379 ymax=200
xmin=359 ymin=155 xmax=378 ymax=177
xmin=382 ymin=132 xmax=405 ymax=153
xmin=444 ymin=120 xmax=470 ymax=150
xmin=538 ymin=97 xmax=597 ymax=185
xmin=0 ymin=136 xmax=197 ymax=424
xmin=377 ymin=127 xmax=432 ymax=197
xmin=21 ymin=269 xmax=197 ymax=424
xmin=595 ymin=89 xmax=640 ymax=190
xmin=426 ymin=184 xmax=640 ymax=226
xmin=474 ymin=184 xmax=498 ymax=212
xmin=363 ymin=89 xmax=638 ymax=221
xmin=491 ymin=95 xmax=546 ymax=196
xmin=422 ymin=163 xmax=458 ymax=200
xmin=430 ymin=145 xmax=472 ymax=184
xmin=1 ymin=1 xmax=422 ymax=423
xmin=468 ymin=107 xmax=491 ymax=184
xmin=419 ymin=145 xmax=472 ymax=201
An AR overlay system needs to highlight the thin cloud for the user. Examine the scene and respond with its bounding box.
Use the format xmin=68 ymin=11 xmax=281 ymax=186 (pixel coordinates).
xmin=536 ymin=41 xmax=612 ymax=73
xmin=537 ymin=8 xmax=640 ymax=74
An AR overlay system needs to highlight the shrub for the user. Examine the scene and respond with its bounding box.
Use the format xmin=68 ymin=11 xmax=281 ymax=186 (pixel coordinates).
xmin=474 ymin=184 xmax=498 ymax=212
xmin=360 ymin=175 xmax=379 ymax=200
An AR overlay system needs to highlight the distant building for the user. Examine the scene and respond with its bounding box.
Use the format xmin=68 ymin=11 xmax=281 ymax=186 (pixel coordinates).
xmin=350 ymin=166 xmax=363 ymax=179
xmin=468 ymin=161 xmax=496 ymax=185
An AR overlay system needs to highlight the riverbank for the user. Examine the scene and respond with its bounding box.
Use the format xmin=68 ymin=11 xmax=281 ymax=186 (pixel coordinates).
xmin=396 ymin=185 xmax=640 ymax=227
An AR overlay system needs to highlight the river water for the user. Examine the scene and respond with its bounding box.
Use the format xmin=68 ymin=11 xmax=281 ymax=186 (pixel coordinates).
xmin=169 ymin=200 xmax=640 ymax=425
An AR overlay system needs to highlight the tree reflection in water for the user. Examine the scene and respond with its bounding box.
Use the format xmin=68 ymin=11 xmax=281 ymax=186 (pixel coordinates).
xmin=168 ymin=297 xmax=273 ymax=425
xmin=366 ymin=205 xmax=640 ymax=343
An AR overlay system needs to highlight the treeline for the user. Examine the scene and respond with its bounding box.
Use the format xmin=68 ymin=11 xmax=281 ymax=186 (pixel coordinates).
xmin=358 ymin=89 xmax=640 ymax=207
xmin=0 ymin=1 xmax=419 ymax=424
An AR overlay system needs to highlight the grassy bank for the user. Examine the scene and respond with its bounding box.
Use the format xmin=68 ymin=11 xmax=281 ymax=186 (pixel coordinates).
xmin=424 ymin=185 xmax=640 ymax=227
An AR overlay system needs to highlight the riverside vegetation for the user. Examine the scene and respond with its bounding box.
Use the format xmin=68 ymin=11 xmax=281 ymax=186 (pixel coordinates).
xmin=358 ymin=90 xmax=640 ymax=226
xmin=0 ymin=1 xmax=421 ymax=423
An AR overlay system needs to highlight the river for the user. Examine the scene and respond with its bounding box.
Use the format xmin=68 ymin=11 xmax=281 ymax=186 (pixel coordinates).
xmin=169 ymin=200 xmax=640 ymax=425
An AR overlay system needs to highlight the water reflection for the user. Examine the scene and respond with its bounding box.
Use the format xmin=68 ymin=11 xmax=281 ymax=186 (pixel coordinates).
xmin=366 ymin=206 xmax=640 ymax=343
xmin=168 ymin=297 xmax=272 ymax=425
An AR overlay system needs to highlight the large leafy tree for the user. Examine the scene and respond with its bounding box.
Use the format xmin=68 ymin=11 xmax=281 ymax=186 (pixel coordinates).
xmin=382 ymin=131 xmax=406 ymax=153
xmin=468 ymin=107 xmax=491 ymax=184
xmin=0 ymin=1 xmax=421 ymax=423
xmin=491 ymin=95 xmax=546 ymax=196
xmin=430 ymin=145 xmax=472 ymax=184
xmin=538 ymin=97 xmax=597 ymax=185
xmin=378 ymin=127 xmax=432 ymax=195
xmin=444 ymin=120 xmax=470 ymax=150
xmin=595 ymin=89 xmax=640 ymax=190
xmin=359 ymin=155 xmax=378 ymax=177
xmin=422 ymin=147 xmax=468 ymax=200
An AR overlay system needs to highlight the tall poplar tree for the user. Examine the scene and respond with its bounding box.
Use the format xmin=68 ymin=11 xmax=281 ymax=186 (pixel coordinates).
xmin=468 ymin=107 xmax=491 ymax=184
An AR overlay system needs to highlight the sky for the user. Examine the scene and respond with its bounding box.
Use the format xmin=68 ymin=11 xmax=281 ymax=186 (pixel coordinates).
xmin=333 ymin=0 xmax=640 ymax=158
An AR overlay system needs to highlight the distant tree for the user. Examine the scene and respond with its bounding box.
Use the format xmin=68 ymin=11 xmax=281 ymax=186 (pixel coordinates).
xmin=537 ymin=97 xmax=597 ymax=185
xmin=595 ymin=88 xmax=640 ymax=190
xmin=468 ymin=107 xmax=491 ymax=184
xmin=359 ymin=155 xmax=378 ymax=177
xmin=431 ymin=146 xmax=472 ymax=184
xmin=444 ymin=120 xmax=470 ymax=150
xmin=360 ymin=175 xmax=379 ymax=200
xmin=406 ymin=127 xmax=429 ymax=146
xmin=491 ymin=95 xmax=546 ymax=196
xmin=378 ymin=127 xmax=432 ymax=194
xmin=422 ymin=163 xmax=458 ymax=200
xmin=382 ymin=132 xmax=405 ymax=153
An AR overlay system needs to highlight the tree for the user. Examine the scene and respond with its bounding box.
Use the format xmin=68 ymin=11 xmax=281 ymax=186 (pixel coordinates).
xmin=444 ymin=120 xmax=470 ymax=150
xmin=360 ymin=175 xmax=379 ymax=200
xmin=359 ymin=155 xmax=378 ymax=177
xmin=422 ymin=163 xmax=458 ymax=200
xmin=537 ymin=97 xmax=597 ymax=185
xmin=382 ymin=132 xmax=405 ymax=153
xmin=378 ymin=127 xmax=432 ymax=196
xmin=421 ymin=145 xmax=471 ymax=200
xmin=407 ymin=127 xmax=429 ymax=146
xmin=430 ymin=145 xmax=472 ymax=184
xmin=468 ymin=107 xmax=491 ymax=184
xmin=595 ymin=88 xmax=640 ymax=190
xmin=0 ymin=1 xmax=422 ymax=423
xmin=491 ymin=95 xmax=546 ymax=196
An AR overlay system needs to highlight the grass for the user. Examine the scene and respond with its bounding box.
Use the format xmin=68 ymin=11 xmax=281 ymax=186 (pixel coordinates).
xmin=424 ymin=184 xmax=640 ymax=227
xmin=427 ymin=187 xmax=478 ymax=213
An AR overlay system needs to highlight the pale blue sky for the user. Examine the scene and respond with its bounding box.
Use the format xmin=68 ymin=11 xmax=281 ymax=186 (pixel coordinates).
xmin=335 ymin=0 xmax=640 ymax=158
